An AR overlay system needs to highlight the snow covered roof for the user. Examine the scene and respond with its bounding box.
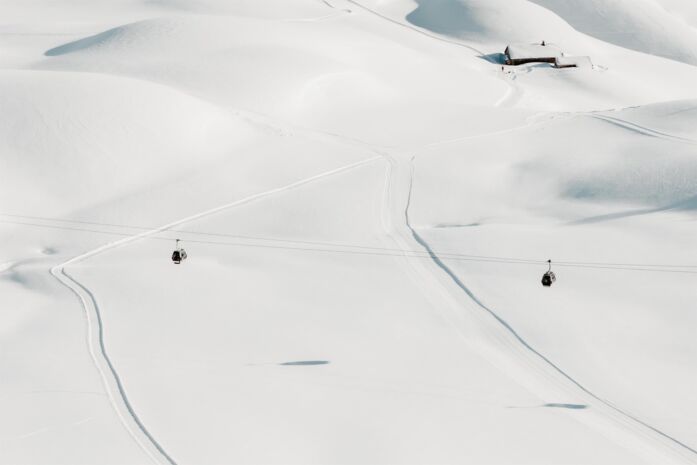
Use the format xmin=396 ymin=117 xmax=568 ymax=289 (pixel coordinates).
xmin=505 ymin=43 xmax=563 ymax=61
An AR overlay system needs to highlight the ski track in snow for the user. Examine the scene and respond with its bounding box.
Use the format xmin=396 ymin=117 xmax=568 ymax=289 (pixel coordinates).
xmin=319 ymin=0 xmax=352 ymax=14
xmin=346 ymin=0 xmax=484 ymax=56
xmin=344 ymin=0 xmax=521 ymax=108
xmin=212 ymin=101 xmax=697 ymax=461
xmin=51 ymin=267 xmax=176 ymax=465
xmin=390 ymin=154 xmax=697 ymax=463
xmin=370 ymin=145 xmax=697 ymax=463
xmin=589 ymin=114 xmax=697 ymax=145
xmin=421 ymin=119 xmax=538 ymax=149
xmin=43 ymin=111 xmax=695 ymax=463
xmin=41 ymin=72 xmax=696 ymax=463
xmin=49 ymin=155 xmax=381 ymax=465
xmin=32 ymin=5 xmax=697 ymax=460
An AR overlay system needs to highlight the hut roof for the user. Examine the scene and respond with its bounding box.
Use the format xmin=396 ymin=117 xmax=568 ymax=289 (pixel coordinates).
xmin=505 ymin=43 xmax=563 ymax=61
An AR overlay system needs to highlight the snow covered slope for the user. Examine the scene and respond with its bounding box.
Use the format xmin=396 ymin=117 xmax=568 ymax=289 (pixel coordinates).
xmin=1 ymin=0 xmax=696 ymax=464
xmin=527 ymin=0 xmax=697 ymax=66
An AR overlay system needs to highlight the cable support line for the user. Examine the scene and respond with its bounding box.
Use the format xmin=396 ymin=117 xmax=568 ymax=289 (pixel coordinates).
xmin=3 ymin=213 xmax=697 ymax=269
xmin=1 ymin=214 xmax=548 ymax=262
xmin=3 ymin=218 xmax=697 ymax=275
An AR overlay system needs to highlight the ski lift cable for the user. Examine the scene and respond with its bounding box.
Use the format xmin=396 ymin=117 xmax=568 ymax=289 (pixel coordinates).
xmin=3 ymin=213 xmax=697 ymax=269
xmin=0 ymin=218 xmax=537 ymax=263
xmin=2 ymin=217 xmax=697 ymax=275
xmin=0 ymin=213 xmax=538 ymax=262
xmin=0 ymin=213 xmax=556 ymax=262
xmin=179 ymin=236 xmax=697 ymax=274
xmin=2 ymin=216 xmax=696 ymax=272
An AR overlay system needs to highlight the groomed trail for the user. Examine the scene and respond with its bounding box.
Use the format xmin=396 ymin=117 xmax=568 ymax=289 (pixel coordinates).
xmin=378 ymin=152 xmax=697 ymax=464
xmin=47 ymin=100 xmax=697 ymax=465
xmin=49 ymin=156 xmax=381 ymax=465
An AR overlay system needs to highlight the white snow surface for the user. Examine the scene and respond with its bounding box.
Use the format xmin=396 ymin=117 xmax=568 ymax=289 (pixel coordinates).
xmin=1 ymin=1 xmax=696 ymax=464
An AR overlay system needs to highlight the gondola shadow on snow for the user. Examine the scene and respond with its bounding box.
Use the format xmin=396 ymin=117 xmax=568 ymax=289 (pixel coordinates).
xmin=543 ymin=403 xmax=588 ymax=410
xmin=507 ymin=403 xmax=588 ymax=410
xmin=278 ymin=360 xmax=330 ymax=366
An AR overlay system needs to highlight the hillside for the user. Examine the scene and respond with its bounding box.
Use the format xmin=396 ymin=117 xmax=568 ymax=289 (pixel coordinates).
xmin=1 ymin=1 xmax=696 ymax=464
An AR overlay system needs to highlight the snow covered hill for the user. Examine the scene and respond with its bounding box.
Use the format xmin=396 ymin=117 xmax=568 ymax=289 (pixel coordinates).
xmin=1 ymin=1 xmax=696 ymax=464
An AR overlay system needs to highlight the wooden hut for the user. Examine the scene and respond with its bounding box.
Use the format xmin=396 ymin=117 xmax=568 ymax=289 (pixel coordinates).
xmin=504 ymin=42 xmax=562 ymax=65
xmin=504 ymin=42 xmax=592 ymax=69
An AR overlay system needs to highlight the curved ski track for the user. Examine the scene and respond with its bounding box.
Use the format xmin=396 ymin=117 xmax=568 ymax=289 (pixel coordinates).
xmin=590 ymin=114 xmax=697 ymax=145
xmin=42 ymin=4 xmax=696 ymax=457
xmin=372 ymin=148 xmax=697 ymax=464
xmin=51 ymin=267 xmax=177 ymax=465
xmin=49 ymin=155 xmax=381 ymax=465
xmin=223 ymin=101 xmax=697 ymax=462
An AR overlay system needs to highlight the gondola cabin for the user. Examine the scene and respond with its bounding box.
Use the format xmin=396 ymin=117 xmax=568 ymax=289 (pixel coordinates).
xmin=541 ymin=259 xmax=556 ymax=287
xmin=172 ymin=239 xmax=187 ymax=264
xmin=541 ymin=271 xmax=556 ymax=287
